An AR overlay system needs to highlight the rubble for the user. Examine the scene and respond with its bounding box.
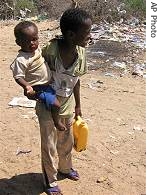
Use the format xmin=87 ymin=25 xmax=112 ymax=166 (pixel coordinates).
xmin=87 ymin=20 xmax=146 ymax=77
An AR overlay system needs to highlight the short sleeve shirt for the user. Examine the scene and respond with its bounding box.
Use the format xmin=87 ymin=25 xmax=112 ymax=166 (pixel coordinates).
xmin=42 ymin=38 xmax=87 ymax=97
xmin=10 ymin=47 xmax=51 ymax=86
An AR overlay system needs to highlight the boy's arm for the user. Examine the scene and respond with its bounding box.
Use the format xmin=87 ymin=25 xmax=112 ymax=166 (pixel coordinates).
xmin=11 ymin=60 xmax=35 ymax=99
xmin=73 ymin=79 xmax=82 ymax=118
xmin=15 ymin=78 xmax=35 ymax=96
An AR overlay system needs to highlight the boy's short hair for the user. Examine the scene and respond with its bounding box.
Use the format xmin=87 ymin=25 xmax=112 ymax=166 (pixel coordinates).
xmin=14 ymin=21 xmax=37 ymax=40
xmin=60 ymin=8 xmax=92 ymax=36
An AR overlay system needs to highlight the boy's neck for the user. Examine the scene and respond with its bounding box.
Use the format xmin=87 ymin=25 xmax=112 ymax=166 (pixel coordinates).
xmin=58 ymin=38 xmax=78 ymax=68
xmin=60 ymin=38 xmax=77 ymax=53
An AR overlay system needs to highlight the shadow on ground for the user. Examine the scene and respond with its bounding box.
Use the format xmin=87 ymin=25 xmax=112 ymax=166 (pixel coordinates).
xmin=0 ymin=173 xmax=44 ymax=195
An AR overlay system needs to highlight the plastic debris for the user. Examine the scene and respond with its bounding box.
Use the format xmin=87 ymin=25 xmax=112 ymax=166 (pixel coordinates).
xmin=90 ymin=23 xmax=110 ymax=44
xmin=127 ymin=17 xmax=140 ymax=26
xmin=132 ymin=63 xmax=146 ymax=77
xmin=128 ymin=132 xmax=135 ymax=135
xmin=110 ymin=150 xmax=119 ymax=155
xmin=105 ymin=72 xmax=115 ymax=77
xmin=133 ymin=125 xmax=143 ymax=131
xmin=97 ymin=176 xmax=108 ymax=183
xmin=89 ymin=21 xmax=145 ymax=48
xmin=8 ymin=96 xmax=36 ymax=108
xmin=88 ymin=80 xmax=104 ymax=90
xmin=91 ymin=51 xmax=106 ymax=56
xmin=16 ymin=148 xmax=31 ymax=156
xmin=109 ymin=135 xmax=116 ymax=139
xmin=112 ymin=61 xmax=127 ymax=69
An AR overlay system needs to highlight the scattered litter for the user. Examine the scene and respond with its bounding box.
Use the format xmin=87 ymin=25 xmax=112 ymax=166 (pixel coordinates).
xmin=88 ymin=83 xmax=97 ymax=90
xmin=105 ymin=72 xmax=116 ymax=77
xmin=127 ymin=17 xmax=140 ymax=26
xmin=120 ymin=69 xmax=128 ymax=77
xmin=87 ymin=80 xmax=104 ymax=90
xmin=109 ymin=135 xmax=116 ymax=139
xmin=121 ymin=89 xmax=134 ymax=93
xmin=8 ymin=96 xmax=36 ymax=108
xmin=119 ymin=122 xmax=127 ymax=126
xmin=87 ymin=21 xmax=145 ymax=75
xmin=16 ymin=147 xmax=31 ymax=156
xmin=133 ymin=125 xmax=143 ymax=131
xmin=112 ymin=61 xmax=127 ymax=69
xmin=132 ymin=63 xmax=146 ymax=77
xmin=97 ymin=176 xmax=108 ymax=183
xmin=91 ymin=51 xmax=106 ymax=56
xmin=110 ymin=150 xmax=119 ymax=155
xmin=128 ymin=131 xmax=135 ymax=135
xmin=90 ymin=23 xmax=110 ymax=44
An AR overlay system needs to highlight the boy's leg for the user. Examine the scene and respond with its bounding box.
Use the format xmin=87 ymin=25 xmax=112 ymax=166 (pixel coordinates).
xmin=35 ymin=102 xmax=58 ymax=187
xmin=51 ymin=99 xmax=66 ymax=131
xmin=37 ymin=89 xmax=66 ymax=131
xmin=57 ymin=117 xmax=74 ymax=173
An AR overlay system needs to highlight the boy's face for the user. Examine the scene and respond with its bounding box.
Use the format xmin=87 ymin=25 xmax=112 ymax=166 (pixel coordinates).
xmin=17 ymin=25 xmax=39 ymax=53
xmin=73 ymin=18 xmax=92 ymax=47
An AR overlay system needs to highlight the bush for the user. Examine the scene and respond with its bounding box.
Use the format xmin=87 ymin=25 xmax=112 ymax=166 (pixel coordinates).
xmin=0 ymin=0 xmax=146 ymax=21
xmin=0 ymin=0 xmax=15 ymax=20
xmin=79 ymin=0 xmax=146 ymax=22
xmin=15 ymin=0 xmax=38 ymax=18
xmin=79 ymin=0 xmax=121 ymax=23
xmin=33 ymin=0 xmax=71 ymax=19
xmin=124 ymin=0 xmax=146 ymax=19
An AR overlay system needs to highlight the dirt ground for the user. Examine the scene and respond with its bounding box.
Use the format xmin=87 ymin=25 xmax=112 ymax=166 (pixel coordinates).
xmin=0 ymin=20 xmax=146 ymax=195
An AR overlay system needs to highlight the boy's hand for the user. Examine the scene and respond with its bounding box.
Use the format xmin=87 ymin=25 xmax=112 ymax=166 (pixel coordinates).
xmin=24 ymin=86 xmax=36 ymax=100
xmin=75 ymin=106 xmax=82 ymax=119
xmin=26 ymin=85 xmax=35 ymax=94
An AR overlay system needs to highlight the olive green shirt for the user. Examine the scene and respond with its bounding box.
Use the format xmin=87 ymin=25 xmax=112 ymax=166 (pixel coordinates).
xmin=42 ymin=37 xmax=87 ymax=117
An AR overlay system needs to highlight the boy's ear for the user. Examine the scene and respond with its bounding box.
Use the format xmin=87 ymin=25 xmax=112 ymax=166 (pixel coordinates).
xmin=67 ymin=30 xmax=75 ymax=39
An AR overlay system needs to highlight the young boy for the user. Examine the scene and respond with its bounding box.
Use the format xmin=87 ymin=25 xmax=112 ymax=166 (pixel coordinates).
xmin=34 ymin=8 xmax=92 ymax=195
xmin=10 ymin=21 xmax=66 ymax=131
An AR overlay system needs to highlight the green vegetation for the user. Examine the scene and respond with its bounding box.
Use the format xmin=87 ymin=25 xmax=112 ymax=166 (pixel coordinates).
xmin=0 ymin=0 xmax=146 ymax=21
xmin=124 ymin=0 xmax=146 ymax=18
xmin=15 ymin=0 xmax=37 ymax=17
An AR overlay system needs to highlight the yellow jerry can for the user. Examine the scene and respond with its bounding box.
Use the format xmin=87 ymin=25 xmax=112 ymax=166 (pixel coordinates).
xmin=72 ymin=116 xmax=89 ymax=152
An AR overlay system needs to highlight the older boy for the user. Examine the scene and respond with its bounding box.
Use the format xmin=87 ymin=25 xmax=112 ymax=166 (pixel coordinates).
xmin=35 ymin=8 xmax=92 ymax=195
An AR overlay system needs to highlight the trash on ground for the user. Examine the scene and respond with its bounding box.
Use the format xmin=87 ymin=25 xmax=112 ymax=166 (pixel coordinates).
xmin=88 ymin=80 xmax=104 ymax=90
xmin=97 ymin=176 xmax=108 ymax=183
xmin=104 ymin=72 xmax=116 ymax=77
xmin=16 ymin=147 xmax=32 ymax=156
xmin=110 ymin=150 xmax=119 ymax=155
xmin=8 ymin=96 xmax=36 ymax=108
xmin=128 ymin=131 xmax=135 ymax=135
xmin=133 ymin=125 xmax=143 ymax=131
xmin=119 ymin=122 xmax=127 ymax=126
xmin=109 ymin=135 xmax=116 ymax=139
xmin=90 ymin=23 xmax=110 ymax=44
xmin=112 ymin=61 xmax=127 ymax=69
xmin=132 ymin=63 xmax=146 ymax=77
